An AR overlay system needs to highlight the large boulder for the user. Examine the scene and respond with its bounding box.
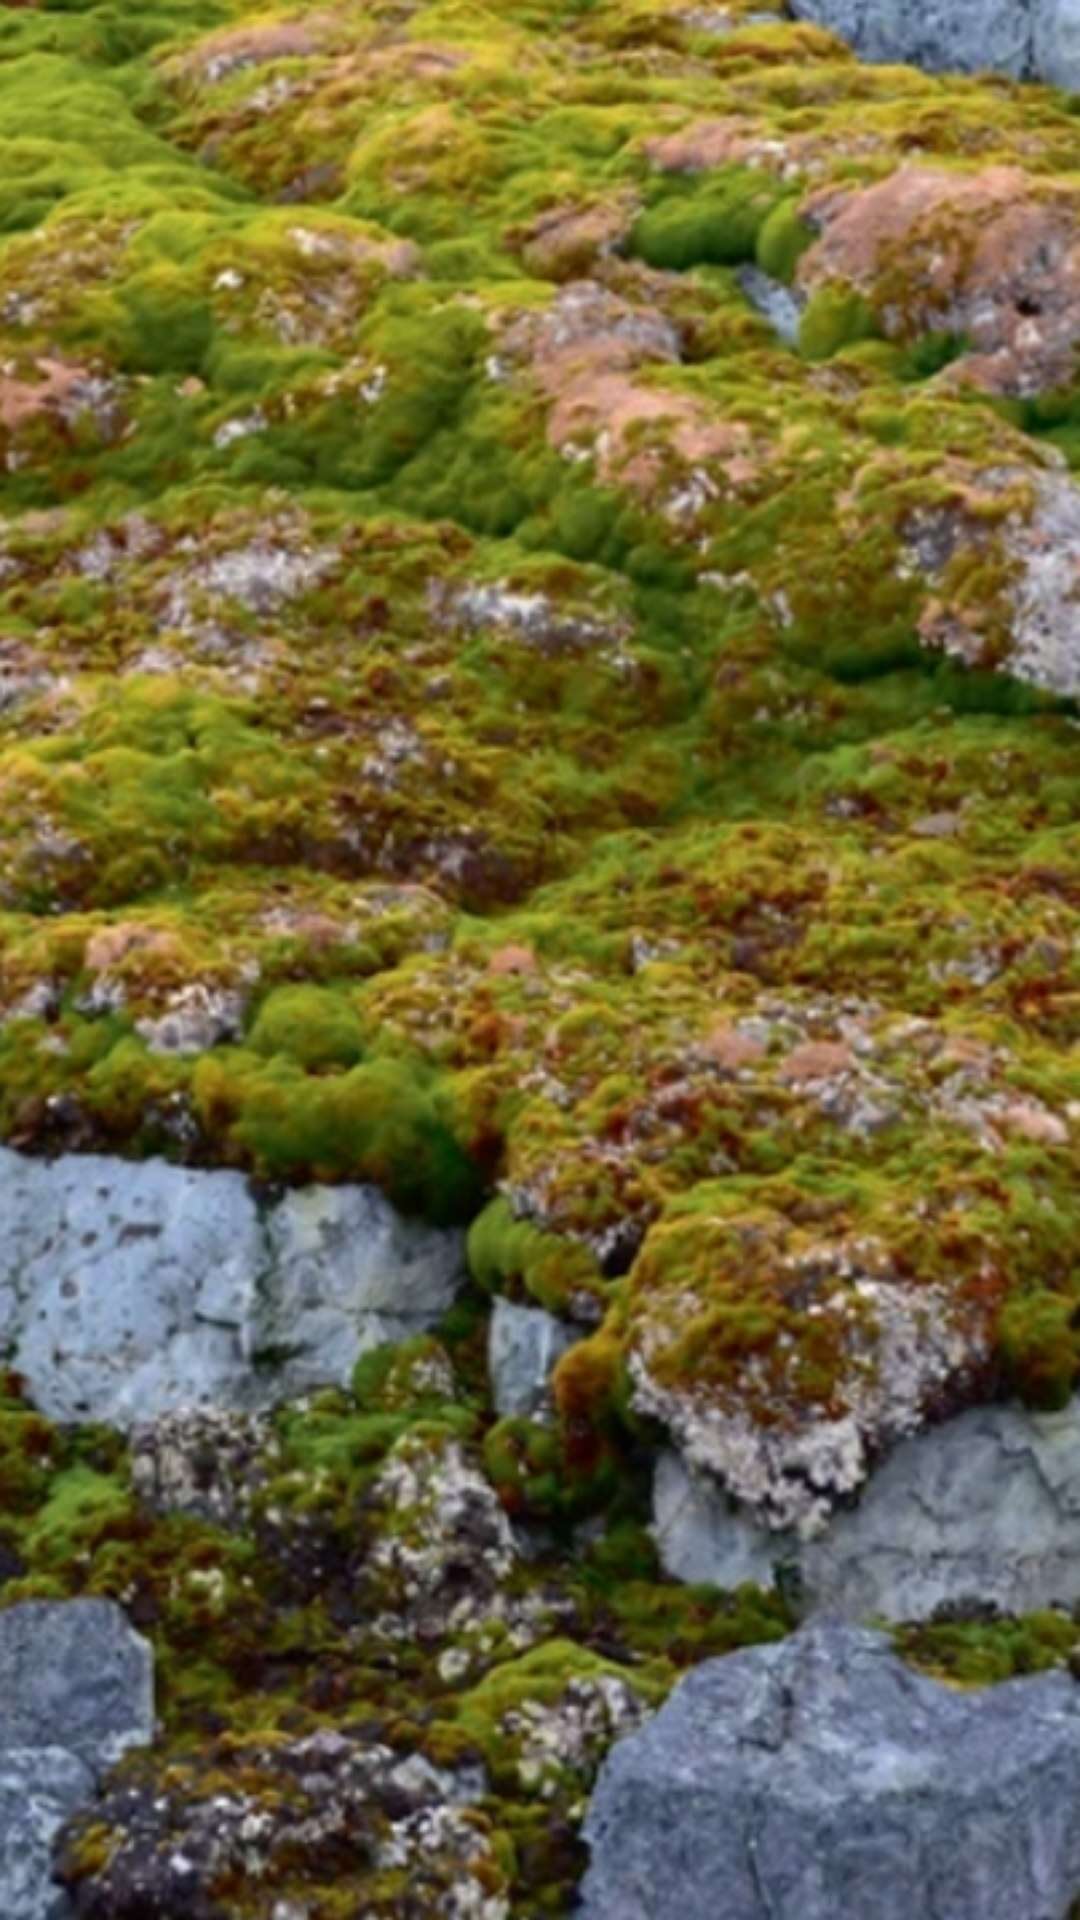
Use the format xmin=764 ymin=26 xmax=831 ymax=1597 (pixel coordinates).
xmin=0 ymin=1148 xmax=464 ymax=1424
xmin=0 ymin=1601 xmax=154 ymax=1920
xmin=653 ymin=1391 xmax=1080 ymax=1620
xmin=789 ymin=0 xmax=1080 ymax=88
xmin=580 ymin=1621 xmax=1080 ymax=1920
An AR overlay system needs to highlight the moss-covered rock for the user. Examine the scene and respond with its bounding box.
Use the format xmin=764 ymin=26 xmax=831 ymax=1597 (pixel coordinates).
xmin=0 ymin=0 xmax=1076 ymax=1903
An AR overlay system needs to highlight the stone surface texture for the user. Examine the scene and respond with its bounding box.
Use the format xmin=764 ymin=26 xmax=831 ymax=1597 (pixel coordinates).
xmin=487 ymin=1298 xmax=578 ymax=1419
xmin=580 ymin=1621 xmax=1080 ymax=1920
xmin=0 ymin=1601 xmax=154 ymax=1920
xmin=654 ymin=1390 xmax=1080 ymax=1620
xmin=0 ymin=1148 xmax=464 ymax=1424
xmin=0 ymin=1750 xmax=93 ymax=1920
xmin=798 ymin=168 xmax=1080 ymax=399
xmin=790 ymin=0 xmax=1080 ymax=86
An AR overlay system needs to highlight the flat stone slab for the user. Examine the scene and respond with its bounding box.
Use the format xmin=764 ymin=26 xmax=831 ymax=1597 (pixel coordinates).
xmin=581 ymin=1621 xmax=1080 ymax=1920
xmin=654 ymin=1389 xmax=1080 ymax=1620
xmin=0 ymin=1147 xmax=464 ymax=1424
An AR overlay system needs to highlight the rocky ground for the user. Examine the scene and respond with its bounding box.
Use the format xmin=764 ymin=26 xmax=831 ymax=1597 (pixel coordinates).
xmin=0 ymin=0 xmax=1076 ymax=1910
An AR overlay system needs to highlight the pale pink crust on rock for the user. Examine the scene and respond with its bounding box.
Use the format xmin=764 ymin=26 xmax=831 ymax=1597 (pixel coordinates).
xmin=500 ymin=283 xmax=759 ymax=501
xmin=517 ymin=198 xmax=639 ymax=281
xmin=798 ymin=164 xmax=1080 ymax=393
xmin=0 ymin=358 xmax=106 ymax=431
xmin=171 ymin=12 xmax=338 ymax=83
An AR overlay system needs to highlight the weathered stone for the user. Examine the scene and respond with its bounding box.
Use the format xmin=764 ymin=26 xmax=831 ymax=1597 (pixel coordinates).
xmin=904 ymin=462 xmax=1080 ymax=695
xmin=0 ymin=1748 xmax=93 ymax=1920
xmin=581 ymin=1620 xmax=1080 ymax=1920
xmin=789 ymin=0 xmax=1076 ymax=86
xmin=0 ymin=1147 xmax=464 ymax=1424
xmin=798 ymin=167 xmax=1080 ymax=398
xmin=736 ymin=266 xmax=804 ymax=346
xmin=129 ymin=1406 xmax=278 ymax=1527
xmin=488 ymin=1298 xmax=577 ymax=1419
xmin=1035 ymin=0 xmax=1080 ymax=86
xmin=0 ymin=1600 xmax=154 ymax=1768
xmin=654 ymin=1389 xmax=1080 ymax=1619
xmin=0 ymin=1601 xmax=154 ymax=1920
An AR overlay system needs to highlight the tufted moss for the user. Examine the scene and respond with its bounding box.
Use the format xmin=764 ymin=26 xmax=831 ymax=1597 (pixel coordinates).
xmin=630 ymin=168 xmax=788 ymax=270
xmin=468 ymin=1195 xmax=606 ymax=1314
xmin=0 ymin=0 xmax=1075 ymax=1902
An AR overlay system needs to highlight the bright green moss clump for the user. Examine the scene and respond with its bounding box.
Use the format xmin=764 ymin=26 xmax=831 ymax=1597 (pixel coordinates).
xmin=630 ymin=169 xmax=787 ymax=270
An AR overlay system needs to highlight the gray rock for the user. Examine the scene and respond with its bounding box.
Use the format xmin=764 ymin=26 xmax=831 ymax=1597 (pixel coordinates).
xmin=791 ymin=0 xmax=1031 ymax=75
xmin=737 ymin=265 xmax=805 ymax=345
xmin=0 ymin=1749 xmax=94 ymax=1920
xmin=788 ymin=0 xmax=1080 ymax=87
xmin=0 ymin=1147 xmax=463 ymax=1424
xmin=654 ymin=1390 xmax=1080 ymax=1619
xmin=0 ymin=1601 xmax=154 ymax=1920
xmin=581 ymin=1620 xmax=1080 ymax=1920
xmin=1036 ymin=0 xmax=1080 ymax=86
xmin=0 ymin=1600 xmax=154 ymax=1769
xmin=487 ymin=1298 xmax=578 ymax=1419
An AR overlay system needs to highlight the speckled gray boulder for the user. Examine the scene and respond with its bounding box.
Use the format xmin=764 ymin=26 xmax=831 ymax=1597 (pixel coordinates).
xmin=653 ymin=1390 xmax=1080 ymax=1621
xmin=0 ymin=1601 xmax=154 ymax=1920
xmin=0 ymin=1147 xmax=463 ymax=1424
xmin=581 ymin=1621 xmax=1080 ymax=1920
xmin=0 ymin=1600 xmax=154 ymax=1767
xmin=0 ymin=1749 xmax=93 ymax=1920
xmin=789 ymin=0 xmax=1080 ymax=88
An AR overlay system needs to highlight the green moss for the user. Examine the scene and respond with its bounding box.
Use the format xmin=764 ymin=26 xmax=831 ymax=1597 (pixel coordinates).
xmin=998 ymin=1289 xmax=1080 ymax=1411
xmin=799 ymin=284 xmax=879 ymax=359
xmin=249 ymin=985 xmax=365 ymax=1071
xmin=900 ymin=1610 xmax=1079 ymax=1686
xmin=630 ymin=169 xmax=786 ymax=271
xmin=194 ymin=1051 xmax=483 ymax=1221
xmin=467 ymin=1195 xmax=605 ymax=1313
xmin=755 ymin=197 xmax=815 ymax=282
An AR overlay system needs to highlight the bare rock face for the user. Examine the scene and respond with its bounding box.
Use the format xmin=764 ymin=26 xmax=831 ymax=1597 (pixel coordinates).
xmin=0 ymin=1751 xmax=92 ymax=1920
xmin=789 ymin=0 xmax=1080 ymax=88
xmin=487 ymin=1298 xmax=578 ymax=1419
xmin=0 ymin=1147 xmax=464 ymax=1425
xmin=653 ymin=1389 xmax=1080 ymax=1620
xmin=0 ymin=1601 xmax=154 ymax=1920
xmin=580 ymin=1621 xmax=1080 ymax=1920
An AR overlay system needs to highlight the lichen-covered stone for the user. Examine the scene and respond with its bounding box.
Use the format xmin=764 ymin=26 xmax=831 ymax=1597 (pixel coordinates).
xmin=655 ymin=1389 xmax=1080 ymax=1621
